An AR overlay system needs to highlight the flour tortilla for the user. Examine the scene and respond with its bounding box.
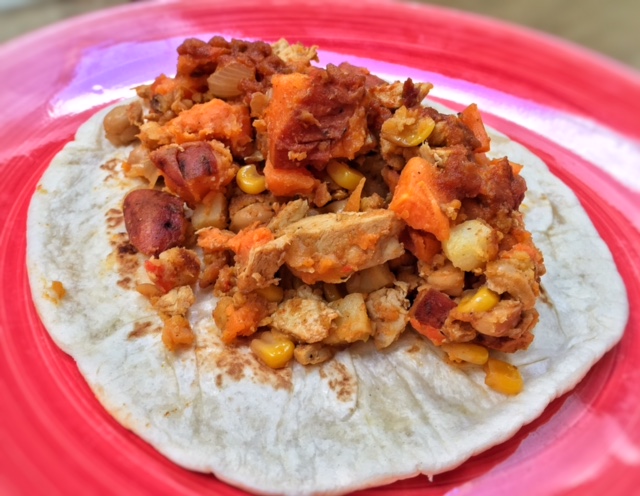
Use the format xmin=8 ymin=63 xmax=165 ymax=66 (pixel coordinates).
xmin=26 ymin=100 xmax=628 ymax=495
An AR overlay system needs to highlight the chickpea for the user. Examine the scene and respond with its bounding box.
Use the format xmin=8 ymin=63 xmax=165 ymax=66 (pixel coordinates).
xmin=103 ymin=104 xmax=140 ymax=146
xmin=229 ymin=202 xmax=274 ymax=232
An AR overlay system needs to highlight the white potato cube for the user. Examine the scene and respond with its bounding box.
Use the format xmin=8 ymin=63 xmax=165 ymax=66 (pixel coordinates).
xmin=442 ymin=219 xmax=498 ymax=271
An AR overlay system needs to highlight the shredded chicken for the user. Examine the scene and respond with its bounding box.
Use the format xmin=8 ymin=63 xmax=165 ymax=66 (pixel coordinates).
xmin=366 ymin=285 xmax=410 ymax=349
xmin=271 ymin=298 xmax=339 ymax=343
xmin=153 ymin=286 xmax=195 ymax=316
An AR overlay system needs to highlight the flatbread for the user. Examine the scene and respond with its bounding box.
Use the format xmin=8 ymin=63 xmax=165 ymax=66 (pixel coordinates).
xmin=26 ymin=100 xmax=628 ymax=495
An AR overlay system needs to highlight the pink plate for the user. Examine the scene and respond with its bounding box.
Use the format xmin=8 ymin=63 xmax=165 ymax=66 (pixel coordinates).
xmin=1 ymin=0 xmax=639 ymax=494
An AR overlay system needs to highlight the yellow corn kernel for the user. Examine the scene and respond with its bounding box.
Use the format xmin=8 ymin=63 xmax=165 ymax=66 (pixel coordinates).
xmin=484 ymin=358 xmax=523 ymax=395
xmin=456 ymin=286 xmax=499 ymax=314
xmin=256 ymin=285 xmax=284 ymax=303
xmin=326 ymin=160 xmax=365 ymax=191
xmin=236 ymin=164 xmax=266 ymax=194
xmin=381 ymin=106 xmax=435 ymax=147
xmin=250 ymin=331 xmax=295 ymax=369
xmin=441 ymin=343 xmax=489 ymax=365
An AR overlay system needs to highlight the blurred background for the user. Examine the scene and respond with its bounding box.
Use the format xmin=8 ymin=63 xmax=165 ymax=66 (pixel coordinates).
xmin=0 ymin=0 xmax=638 ymax=71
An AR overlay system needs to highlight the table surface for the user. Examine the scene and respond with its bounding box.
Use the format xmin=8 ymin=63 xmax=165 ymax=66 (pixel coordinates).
xmin=1 ymin=0 xmax=639 ymax=72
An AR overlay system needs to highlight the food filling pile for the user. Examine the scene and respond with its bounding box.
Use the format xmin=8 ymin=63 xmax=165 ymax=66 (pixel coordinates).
xmin=104 ymin=37 xmax=545 ymax=394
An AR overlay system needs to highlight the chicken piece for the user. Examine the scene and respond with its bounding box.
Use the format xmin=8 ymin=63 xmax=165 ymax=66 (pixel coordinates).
xmin=293 ymin=343 xmax=334 ymax=365
xmin=366 ymin=285 xmax=410 ymax=349
xmin=235 ymin=235 xmax=290 ymax=292
xmin=369 ymin=80 xmax=432 ymax=109
xmin=267 ymin=199 xmax=310 ymax=234
xmin=153 ymin=286 xmax=195 ymax=316
xmin=282 ymin=209 xmax=404 ymax=284
xmin=231 ymin=209 xmax=404 ymax=290
xmin=271 ymin=39 xmax=318 ymax=72
xmin=271 ymin=298 xmax=339 ymax=343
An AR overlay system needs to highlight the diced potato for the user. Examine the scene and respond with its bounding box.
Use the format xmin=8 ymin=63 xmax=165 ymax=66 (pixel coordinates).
xmin=191 ymin=191 xmax=228 ymax=230
xmin=442 ymin=219 xmax=498 ymax=271
xmin=325 ymin=293 xmax=373 ymax=345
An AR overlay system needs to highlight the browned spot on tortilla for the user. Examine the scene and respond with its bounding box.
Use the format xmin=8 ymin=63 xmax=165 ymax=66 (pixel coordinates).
xmin=319 ymin=360 xmax=356 ymax=402
xmin=100 ymin=158 xmax=121 ymax=182
xmin=36 ymin=184 xmax=48 ymax=194
xmin=406 ymin=344 xmax=421 ymax=354
xmin=106 ymin=230 xmax=144 ymax=284
xmin=106 ymin=208 xmax=124 ymax=229
xmin=210 ymin=340 xmax=293 ymax=391
xmin=128 ymin=321 xmax=161 ymax=339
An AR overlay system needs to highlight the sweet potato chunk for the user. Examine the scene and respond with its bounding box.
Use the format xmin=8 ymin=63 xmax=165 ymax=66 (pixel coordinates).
xmin=389 ymin=157 xmax=450 ymax=241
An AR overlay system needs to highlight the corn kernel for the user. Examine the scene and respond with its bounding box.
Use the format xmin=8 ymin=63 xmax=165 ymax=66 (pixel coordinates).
xmin=381 ymin=106 xmax=435 ymax=147
xmin=326 ymin=160 xmax=365 ymax=191
xmin=236 ymin=164 xmax=266 ymax=194
xmin=256 ymin=285 xmax=284 ymax=303
xmin=484 ymin=358 xmax=523 ymax=395
xmin=250 ymin=331 xmax=294 ymax=369
xmin=456 ymin=286 xmax=499 ymax=314
xmin=441 ymin=343 xmax=489 ymax=365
